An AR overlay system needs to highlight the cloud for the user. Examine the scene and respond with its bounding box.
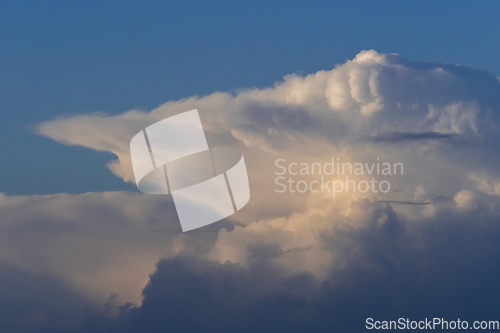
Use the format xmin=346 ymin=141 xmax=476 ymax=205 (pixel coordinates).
xmin=7 ymin=50 xmax=500 ymax=331
xmin=35 ymin=50 xmax=500 ymax=183
xmin=364 ymin=131 xmax=458 ymax=143
xmin=0 ymin=261 xmax=88 ymax=332
xmin=70 ymin=199 xmax=500 ymax=332
xmin=0 ymin=191 xmax=235 ymax=306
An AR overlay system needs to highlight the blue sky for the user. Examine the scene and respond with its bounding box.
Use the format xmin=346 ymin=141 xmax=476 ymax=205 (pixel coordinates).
xmin=2 ymin=0 xmax=500 ymax=195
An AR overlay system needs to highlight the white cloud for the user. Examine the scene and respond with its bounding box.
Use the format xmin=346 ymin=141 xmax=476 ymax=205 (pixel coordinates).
xmin=36 ymin=50 xmax=500 ymax=184
xmin=454 ymin=189 xmax=476 ymax=210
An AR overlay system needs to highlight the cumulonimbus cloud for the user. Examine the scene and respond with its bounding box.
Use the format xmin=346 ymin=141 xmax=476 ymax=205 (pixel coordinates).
xmin=5 ymin=50 xmax=500 ymax=331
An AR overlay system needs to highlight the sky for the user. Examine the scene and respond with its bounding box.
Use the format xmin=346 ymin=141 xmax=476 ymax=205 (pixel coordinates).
xmin=2 ymin=0 xmax=500 ymax=195
xmin=2 ymin=1 xmax=500 ymax=332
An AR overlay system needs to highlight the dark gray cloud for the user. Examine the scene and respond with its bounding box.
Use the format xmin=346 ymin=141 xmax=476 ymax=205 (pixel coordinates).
xmin=373 ymin=200 xmax=431 ymax=205
xmin=364 ymin=131 xmax=458 ymax=143
xmin=49 ymin=200 xmax=500 ymax=333
xmin=0 ymin=261 xmax=88 ymax=333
